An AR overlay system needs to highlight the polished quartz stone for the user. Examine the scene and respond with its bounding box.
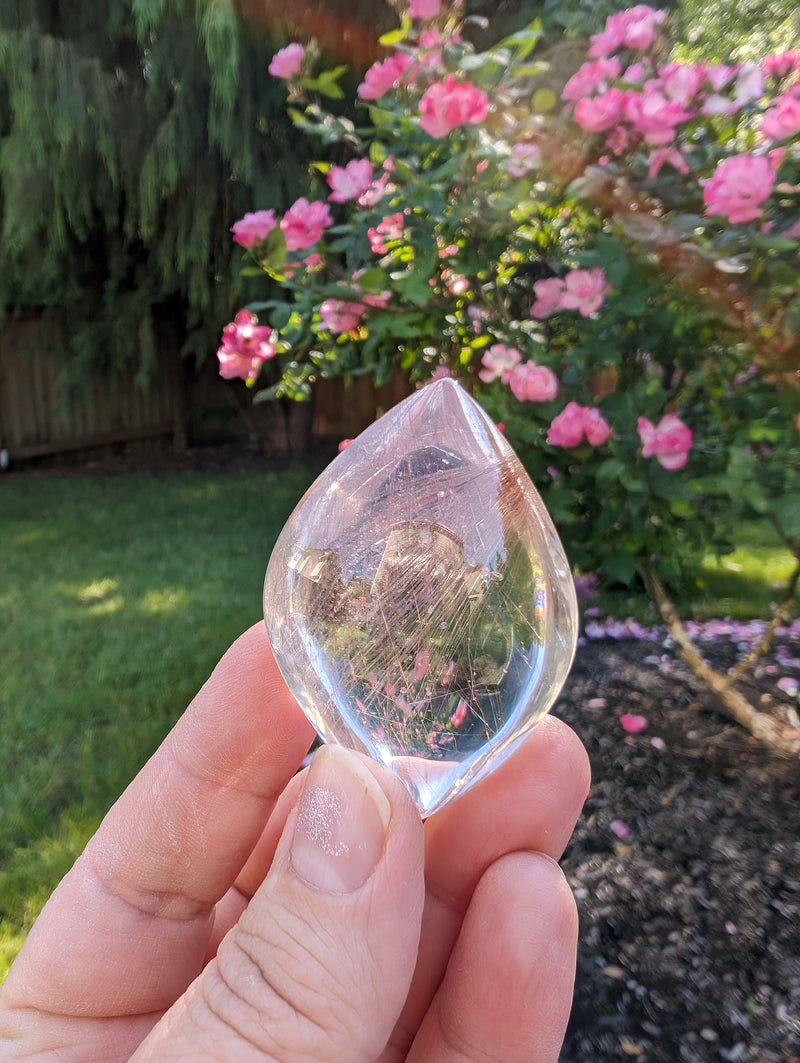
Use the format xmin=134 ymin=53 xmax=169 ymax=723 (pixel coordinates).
xmin=264 ymin=377 xmax=578 ymax=816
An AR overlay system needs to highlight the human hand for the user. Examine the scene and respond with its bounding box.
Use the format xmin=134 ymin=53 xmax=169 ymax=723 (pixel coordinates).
xmin=0 ymin=622 xmax=590 ymax=1062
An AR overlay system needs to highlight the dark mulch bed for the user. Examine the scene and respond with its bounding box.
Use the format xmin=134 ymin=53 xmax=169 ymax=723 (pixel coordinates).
xmin=556 ymin=633 xmax=800 ymax=1063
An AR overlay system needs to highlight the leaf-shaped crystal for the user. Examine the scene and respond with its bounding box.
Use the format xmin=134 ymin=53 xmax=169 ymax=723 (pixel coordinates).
xmin=264 ymin=378 xmax=578 ymax=816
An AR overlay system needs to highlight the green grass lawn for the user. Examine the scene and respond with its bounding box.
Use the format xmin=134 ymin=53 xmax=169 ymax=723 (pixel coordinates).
xmin=0 ymin=465 xmax=796 ymax=981
xmin=0 ymin=464 xmax=317 ymax=979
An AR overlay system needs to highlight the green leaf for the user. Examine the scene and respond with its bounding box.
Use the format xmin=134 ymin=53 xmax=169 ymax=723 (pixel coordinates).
xmin=601 ymin=549 xmax=638 ymax=586
xmin=379 ymin=17 xmax=412 ymax=46
xmin=770 ymin=495 xmax=800 ymax=538
xmin=741 ymin=481 xmax=769 ymax=514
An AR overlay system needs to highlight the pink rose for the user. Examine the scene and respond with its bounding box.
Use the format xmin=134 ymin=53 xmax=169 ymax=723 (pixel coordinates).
xmin=230 ymin=209 xmax=277 ymax=248
xmin=637 ymin=413 xmax=693 ymax=470
xmin=760 ymin=92 xmax=800 ymax=142
xmin=419 ymin=74 xmax=490 ymax=138
xmin=409 ymin=0 xmax=441 ymax=17
xmin=217 ymin=311 xmax=277 ymax=382
xmin=588 ymin=5 xmax=667 ymax=59
xmin=562 ymin=57 xmax=622 ymax=101
xmin=280 ymin=198 xmax=333 ymax=251
xmin=559 ymin=268 xmax=611 ymax=317
xmin=478 ymin=343 xmax=522 ymax=383
xmin=647 ymin=146 xmax=690 ymax=179
xmin=368 ymin=212 xmax=404 ymax=254
xmin=268 ymin=43 xmax=304 ymax=80
xmin=548 ymin=402 xmax=611 ymax=448
xmin=318 ymin=299 xmax=365 ymax=334
xmin=547 ymin=402 xmax=588 ymax=448
xmin=531 ymin=276 xmax=566 ymax=319
xmin=763 ymin=51 xmax=800 ymax=80
xmin=506 ymin=142 xmax=541 ymax=178
xmin=573 ymin=88 xmax=626 ymax=132
xmin=582 ymin=406 xmax=612 ymax=446
xmin=507 ymin=362 xmax=559 ymax=403
xmin=705 ymin=64 xmax=737 ymax=92
xmin=357 ymin=53 xmax=412 ymax=101
xmin=733 ymin=63 xmax=764 ymax=106
xmin=700 ymin=154 xmax=776 ymax=225
xmin=327 ymin=158 xmax=374 ymax=203
xmin=622 ymin=85 xmax=694 ymax=146
xmin=659 ymin=61 xmax=706 ymax=105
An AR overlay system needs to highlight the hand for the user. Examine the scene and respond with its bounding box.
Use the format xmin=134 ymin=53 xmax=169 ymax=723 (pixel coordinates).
xmin=0 ymin=622 xmax=589 ymax=1062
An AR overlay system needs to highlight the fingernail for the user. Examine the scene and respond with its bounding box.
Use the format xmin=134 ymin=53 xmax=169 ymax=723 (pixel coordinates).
xmin=291 ymin=745 xmax=391 ymax=893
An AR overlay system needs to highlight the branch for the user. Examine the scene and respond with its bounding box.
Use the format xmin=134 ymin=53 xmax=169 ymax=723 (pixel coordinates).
xmin=639 ymin=561 xmax=800 ymax=757
xmin=722 ymin=558 xmax=800 ymax=689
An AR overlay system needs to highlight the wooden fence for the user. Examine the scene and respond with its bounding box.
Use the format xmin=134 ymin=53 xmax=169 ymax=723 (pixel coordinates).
xmin=0 ymin=317 xmax=411 ymax=467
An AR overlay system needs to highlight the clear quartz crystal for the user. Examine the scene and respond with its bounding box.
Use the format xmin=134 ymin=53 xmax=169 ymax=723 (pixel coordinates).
xmin=264 ymin=378 xmax=578 ymax=816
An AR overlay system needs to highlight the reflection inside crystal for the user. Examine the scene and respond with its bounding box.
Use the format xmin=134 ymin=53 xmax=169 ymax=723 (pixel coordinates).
xmin=265 ymin=379 xmax=578 ymax=816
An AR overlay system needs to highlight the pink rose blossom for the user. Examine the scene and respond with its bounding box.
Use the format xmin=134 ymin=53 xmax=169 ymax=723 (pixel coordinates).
xmin=606 ymin=125 xmax=636 ymax=155
xmin=419 ymin=74 xmax=490 ymax=138
xmin=647 ymin=146 xmax=690 ymax=178
xmin=659 ymin=61 xmax=706 ymax=104
xmin=450 ymin=699 xmax=469 ymax=728
xmin=280 ymin=197 xmax=333 ymax=251
xmin=573 ymin=87 xmax=626 ymax=131
xmin=409 ymin=0 xmax=441 ymax=18
xmin=506 ymin=142 xmax=541 ymax=177
xmin=733 ymin=63 xmax=764 ymax=105
xmin=700 ymin=154 xmax=776 ymax=225
xmin=230 ymin=209 xmax=277 ymax=248
xmin=268 ymin=43 xmax=304 ymax=79
xmin=318 ymin=299 xmax=365 ymax=334
xmin=760 ymin=92 xmax=800 ymax=142
xmin=531 ymin=276 xmax=566 ymax=319
xmin=548 ymin=402 xmax=588 ymax=448
xmin=622 ymin=61 xmax=649 ymax=84
xmin=588 ymin=5 xmax=667 ymax=59
xmin=478 ymin=343 xmax=522 ymax=383
xmin=763 ymin=51 xmax=800 ymax=80
xmin=412 ymin=649 xmax=431 ymax=680
xmin=562 ymin=57 xmax=622 ymax=101
xmin=582 ymin=406 xmax=612 ymax=446
xmin=216 ymin=310 xmax=277 ymax=382
xmin=637 ymin=413 xmax=693 ymax=470
xmin=327 ymin=158 xmax=373 ymax=203
xmin=620 ymin=713 xmax=648 ymax=733
xmin=705 ymin=64 xmax=737 ymax=91
xmin=368 ymin=212 xmax=405 ymax=254
xmin=559 ymin=268 xmax=611 ymax=317
xmin=358 ymin=170 xmax=391 ymax=207
xmin=623 ymin=86 xmax=694 ymax=145
xmin=548 ymin=402 xmax=610 ymax=448
xmin=338 ymin=438 xmax=354 ymax=452
xmin=357 ymin=53 xmax=413 ymax=101
xmin=507 ymin=361 xmax=559 ymax=403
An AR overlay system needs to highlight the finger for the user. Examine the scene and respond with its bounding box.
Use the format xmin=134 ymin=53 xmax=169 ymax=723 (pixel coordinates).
xmin=130 ymin=746 xmax=425 ymax=1063
xmin=407 ymin=852 xmax=578 ymax=1063
xmin=382 ymin=714 xmax=589 ymax=1061
xmin=1 ymin=623 xmax=315 ymax=1022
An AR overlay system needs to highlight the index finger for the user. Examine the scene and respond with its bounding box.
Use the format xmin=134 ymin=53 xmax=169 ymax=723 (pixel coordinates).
xmin=1 ymin=623 xmax=314 ymax=1017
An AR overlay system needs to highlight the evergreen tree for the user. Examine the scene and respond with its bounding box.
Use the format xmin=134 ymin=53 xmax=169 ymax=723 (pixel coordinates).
xmin=0 ymin=0 xmax=312 ymax=391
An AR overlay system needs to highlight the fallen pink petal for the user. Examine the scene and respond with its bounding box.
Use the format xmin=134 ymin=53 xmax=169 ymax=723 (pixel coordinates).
xmin=620 ymin=713 xmax=648 ymax=733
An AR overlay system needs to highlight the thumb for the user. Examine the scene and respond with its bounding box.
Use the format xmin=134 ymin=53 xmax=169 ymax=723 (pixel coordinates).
xmin=131 ymin=745 xmax=425 ymax=1063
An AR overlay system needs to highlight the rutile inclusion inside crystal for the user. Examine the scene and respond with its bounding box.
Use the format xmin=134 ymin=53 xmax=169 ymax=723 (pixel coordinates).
xmin=264 ymin=378 xmax=578 ymax=817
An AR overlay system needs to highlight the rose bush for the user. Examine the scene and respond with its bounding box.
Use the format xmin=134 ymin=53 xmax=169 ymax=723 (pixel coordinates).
xmin=218 ymin=1 xmax=800 ymax=746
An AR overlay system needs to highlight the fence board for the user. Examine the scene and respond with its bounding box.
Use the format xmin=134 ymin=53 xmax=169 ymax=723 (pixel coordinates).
xmin=0 ymin=317 xmax=413 ymax=466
